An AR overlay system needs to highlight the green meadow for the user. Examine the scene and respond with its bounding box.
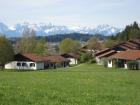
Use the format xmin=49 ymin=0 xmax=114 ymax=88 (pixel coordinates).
xmin=0 ymin=64 xmax=140 ymax=105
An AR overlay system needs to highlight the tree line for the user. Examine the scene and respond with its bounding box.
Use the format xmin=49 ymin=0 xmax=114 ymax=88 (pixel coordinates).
xmin=104 ymin=21 xmax=140 ymax=48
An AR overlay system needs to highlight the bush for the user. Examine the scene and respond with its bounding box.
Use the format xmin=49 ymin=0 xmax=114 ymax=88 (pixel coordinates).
xmin=89 ymin=59 xmax=96 ymax=64
xmin=127 ymin=61 xmax=139 ymax=70
xmin=79 ymin=53 xmax=92 ymax=63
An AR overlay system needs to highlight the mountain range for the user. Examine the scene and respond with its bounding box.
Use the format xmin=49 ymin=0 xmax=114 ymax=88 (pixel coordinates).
xmin=0 ymin=22 xmax=122 ymax=37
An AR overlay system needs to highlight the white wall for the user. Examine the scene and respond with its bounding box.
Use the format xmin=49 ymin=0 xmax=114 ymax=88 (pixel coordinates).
xmin=5 ymin=61 xmax=44 ymax=70
xmin=124 ymin=63 xmax=128 ymax=69
xmin=68 ymin=58 xmax=78 ymax=65
xmin=96 ymin=57 xmax=106 ymax=65
xmin=96 ymin=57 xmax=101 ymax=65
xmin=108 ymin=60 xmax=113 ymax=68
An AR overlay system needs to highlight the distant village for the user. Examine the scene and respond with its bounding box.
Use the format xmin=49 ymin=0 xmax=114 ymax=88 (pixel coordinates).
xmin=4 ymin=39 xmax=140 ymax=70
xmin=0 ymin=22 xmax=140 ymax=70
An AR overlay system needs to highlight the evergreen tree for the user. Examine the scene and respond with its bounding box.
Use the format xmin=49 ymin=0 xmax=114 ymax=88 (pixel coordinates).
xmin=116 ymin=21 xmax=140 ymax=41
xmin=0 ymin=36 xmax=14 ymax=69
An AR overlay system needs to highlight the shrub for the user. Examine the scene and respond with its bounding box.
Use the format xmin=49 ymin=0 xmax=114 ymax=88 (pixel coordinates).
xmin=89 ymin=59 xmax=96 ymax=64
xmin=79 ymin=53 xmax=92 ymax=63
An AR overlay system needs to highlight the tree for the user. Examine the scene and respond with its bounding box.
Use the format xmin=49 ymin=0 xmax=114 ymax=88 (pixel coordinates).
xmin=87 ymin=37 xmax=101 ymax=52
xmin=59 ymin=38 xmax=80 ymax=54
xmin=16 ymin=29 xmax=48 ymax=55
xmin=104 ymin=39 xmax=118 ymax=48
xmin=133 ymin=21 xmax=139 ymax=30
xmin=17 ymin=28 xmax=37 ymax=53
xmin=0 ymin=36 xmax=14 ymax=69
xmin=34 ymin=39 xmax=47 ymax=55
xmin=116 ymin=21 xmax=140 ymax=41
xmin=79 ymin=52 xmax=92 ymax=63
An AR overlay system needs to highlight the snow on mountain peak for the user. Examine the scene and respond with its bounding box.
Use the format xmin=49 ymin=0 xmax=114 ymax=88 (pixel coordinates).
xmin=0 ymin=22 xmax=122 ymax=37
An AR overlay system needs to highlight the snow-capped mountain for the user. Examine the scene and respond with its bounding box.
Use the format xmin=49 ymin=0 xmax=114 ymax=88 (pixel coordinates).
xmin=0 ymin=22 xmax=122 ymax=37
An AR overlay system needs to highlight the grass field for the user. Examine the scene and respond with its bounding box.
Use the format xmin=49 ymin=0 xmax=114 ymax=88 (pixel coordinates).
xmin=0 ymin=64 xmax=140 ymax=105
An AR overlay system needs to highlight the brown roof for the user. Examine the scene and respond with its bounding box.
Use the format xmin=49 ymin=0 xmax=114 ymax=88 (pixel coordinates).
xmin=80 ymin=45 xmax=89 ymax=52
xmin=95 ymin=48 xmax=111 ymax=56
xmin=119 ymin=45 xmax=131 ymax=50
xmin=122 ymin=43 xmax=135 ymax=49
xmin=112 ymin=40 xmax=140 ymax=50
xmin=129 ymin=40 xmax=140 ymax=45
xmin=110 ymin=50 xmax=140 ymax=60
xmin=61 ymin=53 xmax=80 ymax=59
xmin=125 ymin=41 xmax=139 ymax=48
xmin=43 ymin=55 xmax=69 ymax=63
xmin=15 ymin=53 xmax=44 ymax=62
xmin=97 ymin=50 xmax=117 ymax=58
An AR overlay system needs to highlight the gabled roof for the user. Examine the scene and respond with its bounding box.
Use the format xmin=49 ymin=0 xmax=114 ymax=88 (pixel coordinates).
xmin=61 ymin=53 xmax=80 ymax=59
xmin=95 ymin=48 xmax=111 ymax=56
xmin=129 ymin=40 xmax=140 ymax=45
xmin=97 ymin=50 xmax=117 ymax=58
xmin=15 ymin=53 xmax=44 ymax=62
xmin=122 ymin=43 xmax=136 ymax=49
xmin=112 ymin=40 xmax=140 ymax=51
xmin=80 ymin=45 xmax=89 ymax=52
xmin=110 ymin=50 xmax=140 ymax=60
xmin=43 ymin=55 xmax=69 ymax=63
xmin=125 ymin=41 xmax=139 ymax=48
xmin=118 ymin=45 xmax=132 ymax=50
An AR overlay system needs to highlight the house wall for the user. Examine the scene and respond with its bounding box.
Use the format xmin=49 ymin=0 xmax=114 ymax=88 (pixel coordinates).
xmin=96 ymin=57 xmax=106 ymax=65
xmin=36 ymin=62 xmax=44 ymax=70
xmin=69 ymin=58 xmax=77 ymax=65
xmin=5 ymin=61 xmax=44 ymax=70
xmin=96 ymin=57 xmax=101 ymax=65
xmin=124 ymin=63 xmax=128 ymax=69
xmin=108 ymin=60 xmax=113 ymax=68
xmin=96 ymin=57 xmax=104 ymax=65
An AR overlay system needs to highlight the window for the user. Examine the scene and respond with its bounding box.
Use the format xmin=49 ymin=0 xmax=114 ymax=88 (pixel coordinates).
xmin=30 ymin=63 xmax=35 ymax=67
xmin=22 ymin=63 xmax=27 ymax=66
xmin=17 ymin=63 xmax=21 ymax=66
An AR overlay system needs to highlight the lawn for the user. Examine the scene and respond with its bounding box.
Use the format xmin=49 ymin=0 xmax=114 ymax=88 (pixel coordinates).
xmin=0 ymin=64 xmax=140 ymax=105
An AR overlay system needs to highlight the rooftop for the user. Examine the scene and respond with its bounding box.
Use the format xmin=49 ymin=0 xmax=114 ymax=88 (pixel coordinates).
xmin=110 ymin=50 xmax=140 ymax=60
xmin=43 ymin=55 xmax=69 ymax=63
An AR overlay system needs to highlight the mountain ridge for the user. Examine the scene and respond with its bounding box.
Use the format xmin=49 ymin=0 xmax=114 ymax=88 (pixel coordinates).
xmin=0 ymin=22 xmax=122 ymax=37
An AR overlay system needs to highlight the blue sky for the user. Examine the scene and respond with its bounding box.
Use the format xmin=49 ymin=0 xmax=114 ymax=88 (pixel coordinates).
xmin=0 ymin=0 xmax=140 ymax=28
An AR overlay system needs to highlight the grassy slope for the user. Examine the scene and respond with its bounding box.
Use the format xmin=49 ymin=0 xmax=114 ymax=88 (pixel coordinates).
xmin=0 ymin=64 xmax=140 ymax=105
